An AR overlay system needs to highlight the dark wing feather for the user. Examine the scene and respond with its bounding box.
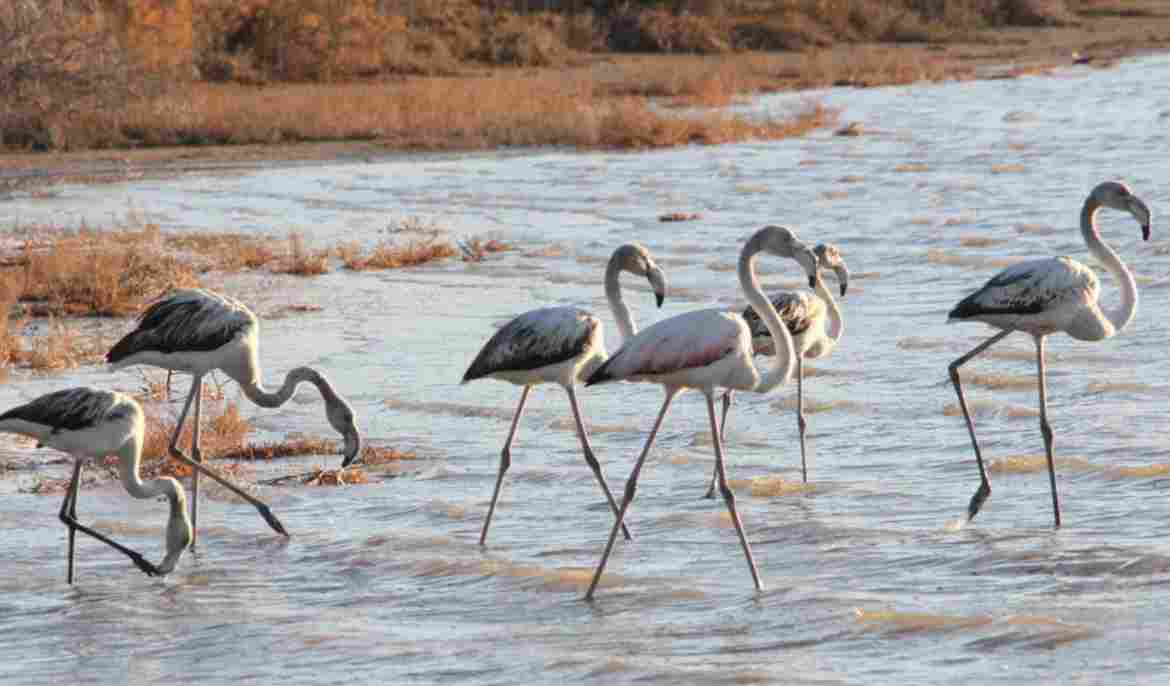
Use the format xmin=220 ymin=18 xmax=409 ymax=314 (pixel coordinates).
xmin=0 ymin=388 xmax=116 ymax=432
xmin=742 ymin=292 xmax=815 ymax=339
xmin=948 ymin=268 xmax=1046 ymax=320
xmin=463 ymin=308 xmax=595 ymax=382
xmin=107 ymin=289 xmax=251 ymax=363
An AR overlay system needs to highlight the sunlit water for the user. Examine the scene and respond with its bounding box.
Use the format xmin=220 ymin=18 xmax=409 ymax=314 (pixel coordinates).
xmin=4 ymin=55 xmax=1170 ymax=684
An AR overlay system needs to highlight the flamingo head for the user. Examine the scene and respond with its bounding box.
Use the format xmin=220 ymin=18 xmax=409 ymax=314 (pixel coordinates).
xmin=814 ymin=243 xmax=850 ymax=297
xmin=327 ymin=395 xmax=362 ymax=468
xmin=616 ymin=243 xmax=667 ymax=307
xmin=1094 ymin=181 xmax=1151 ymax=241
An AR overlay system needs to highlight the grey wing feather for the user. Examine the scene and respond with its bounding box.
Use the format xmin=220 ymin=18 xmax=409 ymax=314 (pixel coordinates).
xmin=107 ymin=288 xmax=254 ymax=363
xmin=463 ymin=307 xmax=595 ymax=382
xmin=0 ymin=388 xmax=117 ymax=432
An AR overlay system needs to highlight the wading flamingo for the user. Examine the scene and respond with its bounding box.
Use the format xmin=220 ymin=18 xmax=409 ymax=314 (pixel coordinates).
xmin=462 ymin=243 xmax=667 ymax=545
xmin=710 ymin=242 xmax=849 ymax=490
xmin=107 ymin=288 xmax=362 ymax=544
xmin=583 ymin=226 xmax=819 ymax=598
xmin=948 ymin=181 xmax=1151 ymax=527
xmin=0 ymin=388 xmax=192 ymax=583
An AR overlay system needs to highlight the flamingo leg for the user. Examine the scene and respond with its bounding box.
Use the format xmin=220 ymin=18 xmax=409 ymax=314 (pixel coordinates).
xmin=585 ymin=387 xmax=679 ymax=600
xmin=167 ymin=374 xmax=287 ymax=537
xmin=191 ymin=374 xmax=203 ymax=547
xmin=948 ymin=329 xmax=1012 ymax=522
xmin=797 ymin=354 xmax=808 ymax=483
xmin=479 ymin=385 xmax=531 ymax=546
xmin=61 ymin=459 xmax=81 ymax=584
xmin=566 ymin=385 xmax=632 ymax=541
xmin=704 ymin=391 xmax=733 ymax=499
xmin=707 ymin=392 xmax=763 ymax=591
xmin=1034 ymin=335 xmax=1061 ymax=528
xmin=57 ymin=459 xmax=158 ymax=581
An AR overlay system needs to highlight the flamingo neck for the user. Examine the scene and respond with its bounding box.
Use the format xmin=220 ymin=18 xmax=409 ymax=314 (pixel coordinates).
xmin=1080 ymin=197 xmax=1137 ymax=338
xmin=738 ymin=234 xmax=796 ymax=394
xmin=604 ymin=255 xmax=637 ymax=341
xmin=116 ymin=438 xmax=191 ymax=574
xmin=814 ymin=276 xmax=844 ymax=345
xmin=241 ymin=367 xmax=335 ymax=409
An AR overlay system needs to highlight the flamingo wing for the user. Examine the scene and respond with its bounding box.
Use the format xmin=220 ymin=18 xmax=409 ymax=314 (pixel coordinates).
xmin=743 ymin=291 xmax=822 ymax=339
xmin=948 ymin=257 xmax=1097 ymax=321
xmin=586 ymin=309 xmax=743 ymax=385
xmin=0 ymin=387 xmax=118 ymax=433
xmin=107 ymin=289 xmax=254 ymax=363
xmin=462 ymin=306 xmax=598 ymax=382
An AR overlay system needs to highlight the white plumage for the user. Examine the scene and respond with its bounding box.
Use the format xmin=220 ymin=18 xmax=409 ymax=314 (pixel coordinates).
xmin=947 ymin=181 xmax=1152 ymax=527
xmin=0 ymin=388 xmax=191 ymax=583
xmin=713 ymin=243 xmax=850 ymax=486
xmin=582 ymin=226 xmax=820 ymax=599
xmin=461 ymin=244 xmax=667 ymax=545
xmin=108 ymin=287 xmax=363 ymax=544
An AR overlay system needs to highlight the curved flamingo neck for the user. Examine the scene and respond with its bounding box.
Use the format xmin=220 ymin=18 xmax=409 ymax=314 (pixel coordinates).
xmin=605 ymin=255 xmax=637 ymax=341
xmin=1080 ymin=196 xmax=1137 ymax=338
xmin=738 ymin=234 xmax=796 ymax=394
xmin=814 ymin=276 xmax=844 ymax=345
xmin=241 ymin=367 xmax=337 ymax=409
xmin=116 ymin=437 xmax=190 ymax=573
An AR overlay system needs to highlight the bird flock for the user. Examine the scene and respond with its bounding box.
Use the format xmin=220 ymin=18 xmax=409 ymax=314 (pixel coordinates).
xmin=0 ymin=181 xmax=1151 ymax=598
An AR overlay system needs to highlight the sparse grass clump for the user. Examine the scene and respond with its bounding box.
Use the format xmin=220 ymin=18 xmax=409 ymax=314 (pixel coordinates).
xmin=339 ymin=239 xmax=457 ymax=271
xmin=274 ymin=232 xmax=331 ymax=276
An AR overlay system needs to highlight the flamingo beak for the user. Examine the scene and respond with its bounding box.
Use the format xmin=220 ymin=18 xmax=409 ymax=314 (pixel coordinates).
xmin=655 ymin=291 xmax=664 ymax=308
xmin=835 ymin=264 xmax=850 ymax=297
xmin=1142 ymin=223 xmax=1151 ymax=241
xmin=340 ymin=429 xmax=362 ymax=468
xmin=808 ymin=274 xmax=816 ymax=289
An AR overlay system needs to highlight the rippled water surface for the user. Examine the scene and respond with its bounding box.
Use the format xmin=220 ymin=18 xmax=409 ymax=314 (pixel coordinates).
xmin=4 ymin=56 xmax=1170 ymax=684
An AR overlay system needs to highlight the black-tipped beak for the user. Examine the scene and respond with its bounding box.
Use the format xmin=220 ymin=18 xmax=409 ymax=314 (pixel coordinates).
xmin=808 ymin=275 xmax=816 ymax=288
xmin=839 ymin=282 xmax=848 ymax=297
xmin=340 ymin=432 xmax=361 ymax=468
xmin=1142 ymin=223 xmax=1151 ymax=241
xmin=655 ymin=291 xmax=665 ymax=308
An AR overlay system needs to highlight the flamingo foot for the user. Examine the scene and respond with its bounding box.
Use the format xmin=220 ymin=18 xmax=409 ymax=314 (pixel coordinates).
xmin=967 ymin=481 xmax=991 ymax=522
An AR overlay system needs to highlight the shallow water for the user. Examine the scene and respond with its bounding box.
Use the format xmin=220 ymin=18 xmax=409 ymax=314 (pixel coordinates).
xmin=4 ymin=55 xmax=1170 ymax=684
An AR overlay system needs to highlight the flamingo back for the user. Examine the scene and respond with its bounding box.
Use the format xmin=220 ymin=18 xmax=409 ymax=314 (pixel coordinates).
xmin=107 ymin=289 xmax=255 ymax=363
xmin=462 ymin=306 xmax=600 ymax=383
xmin=949 ymin=257 xmax=1098 ymax=324
xmin=586 ymin=309 xmax=745 ymax=385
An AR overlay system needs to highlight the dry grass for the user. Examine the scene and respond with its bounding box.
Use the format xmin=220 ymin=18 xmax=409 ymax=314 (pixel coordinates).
xmin=1 ymin=223 xmax=200 ymax=317
xmin=103 ymin=73 xmax=836 ymax=151
xmin=274 ymin=232 xmax=331 ymax=276
xmin=339 ymin=238 xmax=458 ymax=271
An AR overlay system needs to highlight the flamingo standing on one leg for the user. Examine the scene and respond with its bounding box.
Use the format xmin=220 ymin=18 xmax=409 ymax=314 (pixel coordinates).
xmin=709 ymin=242 xmax=850 ymax=490
xmin=0 ymin=388 xmax=192 ymax=583
xmin=107 ymin=288 xmax=363 ymax=544
xmin=462 ymin=243 xmax=667 ymax=545
xmin=582 ymin=226 xmax=819 ymax=598
xmin=948 ymin=181 xmax=1151 ymax=527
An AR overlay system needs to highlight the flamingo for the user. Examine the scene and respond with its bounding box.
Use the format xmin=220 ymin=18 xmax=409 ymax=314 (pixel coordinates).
xmin=709 ymin=242 xmax=850 ymax=490
xmin=582 ymin=226 xmax=819 ymax=598
xmin=948 ymin=181 xmax=1151 ymax=527
xmin=462 ymin=243 xmax=667 ymax=545
xmin=107 ymin=288 xmax=362 ymax=544
xmin=0 ymin=388 xmax=192 ymax=583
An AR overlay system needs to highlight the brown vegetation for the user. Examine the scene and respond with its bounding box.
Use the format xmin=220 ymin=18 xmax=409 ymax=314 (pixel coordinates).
xmin=339 ymin=238 xmax=458 ymax=270
xmin=1 ymin=223 xmax=199 ymax=318
xmin=274 ymin=232 xmax=331 ymax=276
xmin=8 ymin=0 xmax=1152 ymax=154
